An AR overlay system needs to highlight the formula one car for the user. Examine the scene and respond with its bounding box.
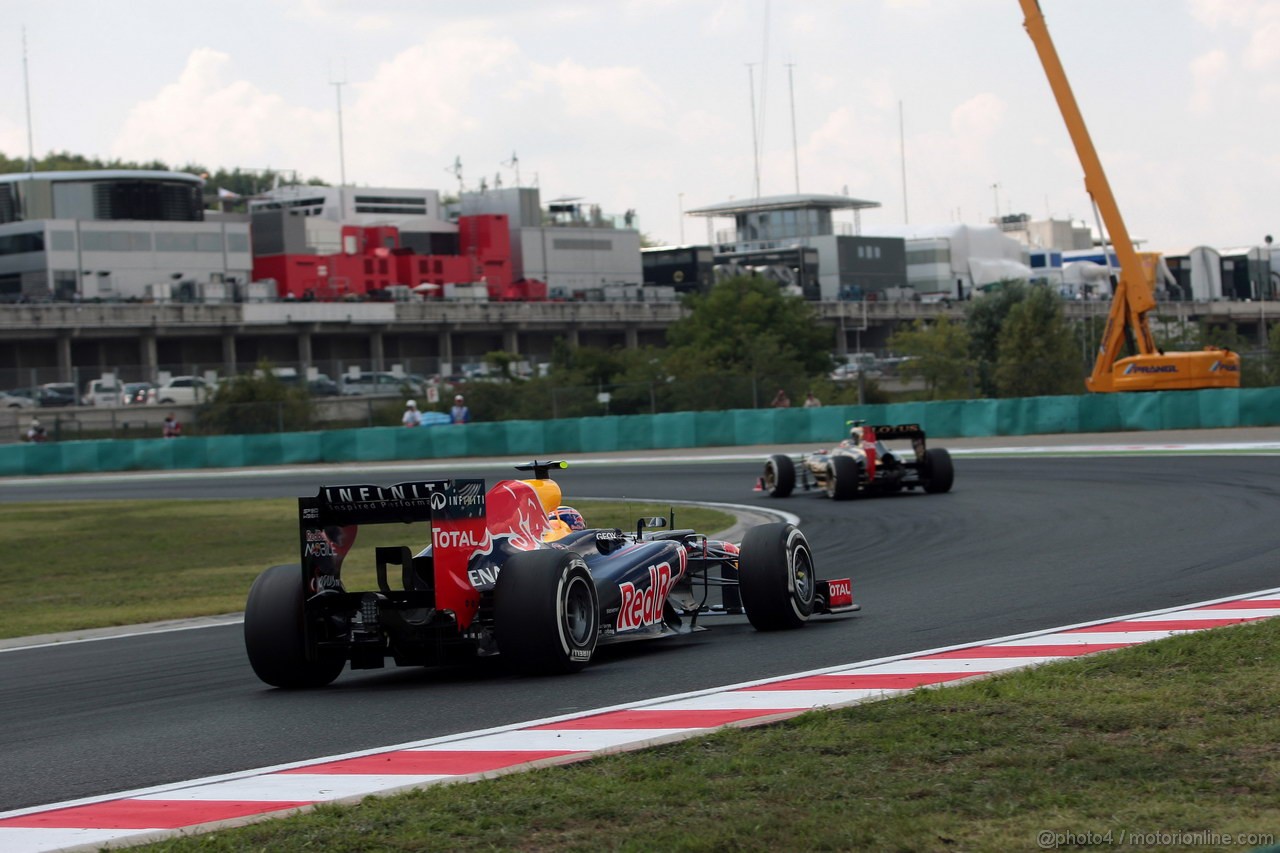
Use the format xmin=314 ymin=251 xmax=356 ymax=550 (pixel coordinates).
xmin=757 ymin=421 xmax=954 ymax=500
xmin=245 ymin=461 xmax=858 ymax=687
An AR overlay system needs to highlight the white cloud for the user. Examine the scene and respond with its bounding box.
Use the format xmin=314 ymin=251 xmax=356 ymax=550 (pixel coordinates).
xmin=521 ymin=60 xmax=666 ymax=126
xmin=1244 ymin=18 xmax=1280 ymax=69
xmin=343 ymin=30 xmax=520 ymax=175
xmin=112 ymin=49 xmax=333 ymax=173
xmin=1188 ymin=49 xmax=1228 ymax=113
xmin=950 ymin=93 xmax=1006 ymax=147
xmin=1188 ymin=0 xmax=1272 ymax=28
xmin=280 ymin=0 xmax=393 ymax=32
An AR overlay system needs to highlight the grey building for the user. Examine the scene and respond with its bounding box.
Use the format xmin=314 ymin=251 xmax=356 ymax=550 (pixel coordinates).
xmin=456 ymin=187 xmax=643 ymax=297
xmin=0 ymin=170 xmax=252 ymax=303
xmin=683 ymin=193 xmax=905 ymax=300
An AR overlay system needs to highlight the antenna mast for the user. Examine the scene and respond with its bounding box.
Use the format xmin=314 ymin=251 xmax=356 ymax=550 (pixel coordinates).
xmin=899 ymin=100 xmax=908 ymax=223
xmin=787 ymin=63 xmax=800 ymax=194
xmin=22 ymin=26 xmax=35 ymax=173
xmin=746 ymin=64 xmax=761 ymax=200
xmin=330 ymin=77 xmax=348 ymax=187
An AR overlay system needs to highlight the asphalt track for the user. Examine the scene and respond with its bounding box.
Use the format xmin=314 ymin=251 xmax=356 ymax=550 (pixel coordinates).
xmin=2 ymin=447 xmax=1279 ymax=813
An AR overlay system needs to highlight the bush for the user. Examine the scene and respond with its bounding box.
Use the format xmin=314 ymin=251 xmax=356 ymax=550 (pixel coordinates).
xmin=196 ymin=368 xmax=314 ymax=435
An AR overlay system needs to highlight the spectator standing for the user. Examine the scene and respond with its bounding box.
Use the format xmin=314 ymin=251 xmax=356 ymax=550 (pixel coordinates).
xmin=450 ymin=394 xmax=472 ymax=424
xmin=26 ymin=416 xmax=47 ymax=442
xmin=803 ymin=391 xmax=821 ymax=408
xmin=771 ymin=388 xmax=791 ymax=408
xmin=162 ymin=413 xmax=182 ymax=438
xmin=402 ymin=399 xmax=422 ymax=427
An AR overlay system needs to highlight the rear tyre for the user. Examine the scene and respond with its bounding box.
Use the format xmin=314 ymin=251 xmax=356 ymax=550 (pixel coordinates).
xmin=244 ymin=563 xmax=345 ymax=688
xmin=495 ymin=550 xmax=599 ymax=674
xmin=922 ymin=447 xmax=955 ymax=494
xmin=762 ymin=454 xmax=795 ymax=497
xmin=825 ymin=454 xmax=861 ymax=500
xmin=738 ymin=523 xmax=817 ymax=631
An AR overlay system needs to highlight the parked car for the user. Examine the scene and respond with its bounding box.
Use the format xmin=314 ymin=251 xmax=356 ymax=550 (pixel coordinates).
xmin=82 ymin=378 xmax=123 ymax=407
xmin=38 ymin=383 xmax=78 ymax=407
xmin=307 ymin=374 xmax=341 ymax=396
xmin=148 ymin=376 xmax=216 ymax=405
xmin=339 ymin=371 xmax=422 ymax=396
xmin=0 ymin=390 xmax=35 ymax=409
xmin=274 ymin=370 xmax=341 ymax=397
xmin=121 ymin=382 xmax=155 ymax=405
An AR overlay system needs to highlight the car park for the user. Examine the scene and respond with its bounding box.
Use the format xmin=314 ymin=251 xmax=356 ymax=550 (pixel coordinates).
xmin=244 ymin=460 xmax=858 ymax=687
xmin=758 ymin=420 xmax=954 ymax=500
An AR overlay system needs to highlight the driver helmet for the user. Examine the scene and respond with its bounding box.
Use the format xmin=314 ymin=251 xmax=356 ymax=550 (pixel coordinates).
xmin=548 ymin=505 xmax=586 ymax=531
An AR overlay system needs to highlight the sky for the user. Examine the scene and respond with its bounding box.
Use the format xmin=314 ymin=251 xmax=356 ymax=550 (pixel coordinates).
xmin=1 ymin=0 xmax=1277 ymax=253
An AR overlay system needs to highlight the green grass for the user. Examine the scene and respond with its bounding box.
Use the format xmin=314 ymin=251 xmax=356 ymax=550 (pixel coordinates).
xmin=0 ymin=499 xmax=733 ymax=639
xmin=134 ymin=618 xmax=1280 ymax=852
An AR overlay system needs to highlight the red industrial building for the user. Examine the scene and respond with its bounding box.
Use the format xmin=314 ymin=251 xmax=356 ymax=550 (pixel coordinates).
xmin=252 ymin=214 xmax=546 ymax=302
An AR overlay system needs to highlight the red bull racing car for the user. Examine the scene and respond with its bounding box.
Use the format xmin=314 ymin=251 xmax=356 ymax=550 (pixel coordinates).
xmin=245 ymin=461 xmax=858 ymax=687
xmin=757 ymin=421 xmax=954 ymax=500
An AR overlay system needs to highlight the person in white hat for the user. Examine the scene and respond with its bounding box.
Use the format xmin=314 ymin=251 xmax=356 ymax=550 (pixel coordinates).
xmin=450 ymin=394 xmax=471 ymax=424
xmin=402 ymin=399 xmax=421 ymax=427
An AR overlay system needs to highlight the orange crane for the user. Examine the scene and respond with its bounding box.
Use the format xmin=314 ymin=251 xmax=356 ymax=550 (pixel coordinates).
xmin=1019 ymin=0 xmax=1241 ymax=391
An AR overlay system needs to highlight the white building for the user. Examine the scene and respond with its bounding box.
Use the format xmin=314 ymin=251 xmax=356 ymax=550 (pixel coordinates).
xmin=0 ymin=170 xmax=252 ymax=302
xmin=860 ymin=224 xmax=1031 ymax=299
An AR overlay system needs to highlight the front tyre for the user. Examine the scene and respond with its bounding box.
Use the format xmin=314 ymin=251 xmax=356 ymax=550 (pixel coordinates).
xmin=738 ymin=523 xmax=817 ymax=631
xmin=826 ymin=454 xmax=861 ymax=500
xmin=495 ymin=550 xmax=599 ymax=674
xmin=244 ymin=563 xmax=345 ymax=688
xmin=922 ymin=447 xmax=955 ymax=494
xmin=762 ymin=454 xmax=795 ymax=497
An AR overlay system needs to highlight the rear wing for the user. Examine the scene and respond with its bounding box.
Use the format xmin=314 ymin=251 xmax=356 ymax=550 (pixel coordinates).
xmin=869 ymin=423 xmax=927 ymax=457
xmin=870 ymin=423 xmax=925 ymax=441
xmin=299 ymin=478 xmax=490 ymax=626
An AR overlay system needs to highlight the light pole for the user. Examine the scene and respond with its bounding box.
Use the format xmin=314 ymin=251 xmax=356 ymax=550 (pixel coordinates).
xmin=678 ymin=193 xmax=685 ymax=244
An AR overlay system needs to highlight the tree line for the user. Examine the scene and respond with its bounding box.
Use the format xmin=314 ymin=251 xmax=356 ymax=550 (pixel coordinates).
xmin=0 ymin=151 xmax=323 ymax=202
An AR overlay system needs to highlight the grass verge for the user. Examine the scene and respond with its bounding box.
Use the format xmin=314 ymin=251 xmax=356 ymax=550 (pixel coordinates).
xmin=138 ymin=618 xmax=1280 ymax=852
xmin=0 ymin=499 xmax=734 ymax=639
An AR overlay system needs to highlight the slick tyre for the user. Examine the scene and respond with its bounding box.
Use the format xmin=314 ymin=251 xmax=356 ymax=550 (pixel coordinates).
xmin=763 ymin=454 xmax=795 ymax=497
xmin=826 ymin=454 xmax=861 ymax=500
xmin=244 ymin=563 xmax=345 ymax=688
xmin=495 ymin=550 xmax=599 ymax=674
xmin=737 ymin=522 xmax=817 ymax=631
xmin=923 ymin=447 xmax=955 ymax=494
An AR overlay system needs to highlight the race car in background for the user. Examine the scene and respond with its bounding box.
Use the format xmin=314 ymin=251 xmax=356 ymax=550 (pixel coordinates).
xmin=757 ymin=421 xmax=954 ymax=500
xmin=245 ymin=461 xmax=859 ymax=687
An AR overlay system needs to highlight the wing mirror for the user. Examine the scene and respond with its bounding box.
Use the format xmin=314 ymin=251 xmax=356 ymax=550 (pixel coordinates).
xmin=636 ymin=516 xmax=668 ymax=538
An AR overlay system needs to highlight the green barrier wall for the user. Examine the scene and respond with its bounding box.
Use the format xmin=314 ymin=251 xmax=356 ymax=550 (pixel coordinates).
xmin=3 ymin=387 xmax=1278 ymax=477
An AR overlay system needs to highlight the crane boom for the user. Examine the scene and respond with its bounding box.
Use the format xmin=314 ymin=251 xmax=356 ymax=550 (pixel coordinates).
xmin=1018 ymin=0 xmax=1240 ymax=392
